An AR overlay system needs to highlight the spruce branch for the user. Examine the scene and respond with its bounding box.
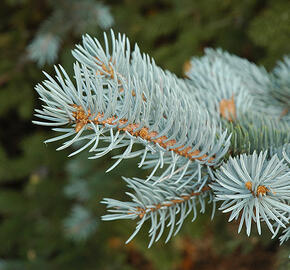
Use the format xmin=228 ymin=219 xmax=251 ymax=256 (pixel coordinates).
xmin=200 ymin=48 xmax=290 ymax=121
xmin=63 ymin=204 xmax=97 ymax=241
xmin=185 ymin=51 xmax=256 ymax=122
xmin=28 ymin=33 xmax=61 ymax=67
xmin=33 ymin=30 xmax=290 ymax=246
xmin=33 ymin=31 xmax=231 ymax=183
xmin=102 ymin=177 xmax=214 ymax=247
xmin=211 ymin=151 xmax=290 ymax=236
xmin=271 ymin=56 xmax=290 ymax=109
xmin=28 ymin=0 xmax=114 ymax=66
xmin=225 ymin=112 xmax=290 ymax=157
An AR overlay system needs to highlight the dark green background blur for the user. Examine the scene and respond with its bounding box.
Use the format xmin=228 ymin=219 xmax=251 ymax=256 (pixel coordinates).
xmin=0 ymin=0 xmax=290 ymax=269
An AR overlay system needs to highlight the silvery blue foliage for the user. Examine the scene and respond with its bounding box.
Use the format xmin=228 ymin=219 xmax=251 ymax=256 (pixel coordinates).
xmin=198 ymin=48 xmax=289 ymax=122
xmin=95 ymin=2 xmax=114 ymax=29
xmin=203 ymin=48 xmax=270 ymax=93
xmin=270 ymin=143 xmax=290 ymax=161
xmin=28 ymin=33 xmax=61 ymax=66
xmin=33 ymin=31 xmax=230 ymax=184
xmin=279 ymin=226 xmax=290 ymax=245
xmin=28 ymin=0 xmax=114 ymax=66
xmin=33 ymin=30 xmax=290 ymax=246
xmin=64 ymin=178 xmax=90 ymax=201
xmin=271 ymin=56 xmax=290 ymax=108
xmin=102 ymin=176 xmax=214 ymax=247
xmin=271 ymin=212 xmax=290 ymax=247
xmin=63 ymin=204 xmax=98 ymax=241
xmin=211 ymin=151 xmax=290 ymax=236
xmin=283 ymin=144 xmax=290 ymax=164
xmin=70 ymin=1 xmax=114 ymax=34
xmin=227 ymin=112 xmax=290 ymax=156
xmin=186 ymin=53 xmax=254 ymax=121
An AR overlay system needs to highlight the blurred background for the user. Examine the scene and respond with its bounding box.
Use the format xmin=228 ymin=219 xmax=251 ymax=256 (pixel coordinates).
xmin=0 ymin=0 xmax=290 ymax=269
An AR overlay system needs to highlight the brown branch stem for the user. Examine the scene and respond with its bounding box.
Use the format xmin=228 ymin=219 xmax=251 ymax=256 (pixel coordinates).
xmin=131 ymin=186 xmax=211 ymax=219
xmin=71 ymin=105 xmax=215 ymax=163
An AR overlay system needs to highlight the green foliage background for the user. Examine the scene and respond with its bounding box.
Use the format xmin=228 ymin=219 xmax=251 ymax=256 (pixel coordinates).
xmin=0 ymin=0 xmax=289 ymax=269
